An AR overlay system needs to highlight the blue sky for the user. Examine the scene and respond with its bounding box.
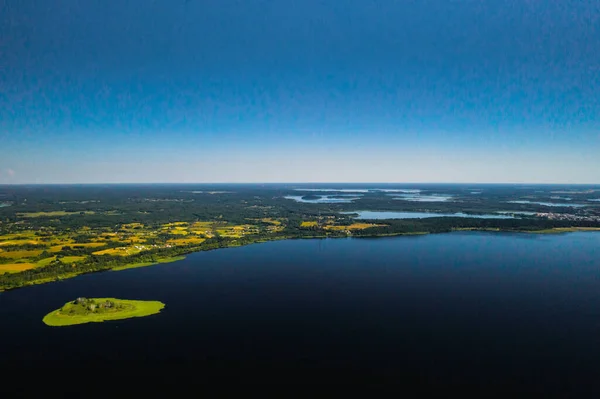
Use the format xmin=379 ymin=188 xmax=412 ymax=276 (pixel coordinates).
xmin=1 ymin=0 xmax=599 ymax=183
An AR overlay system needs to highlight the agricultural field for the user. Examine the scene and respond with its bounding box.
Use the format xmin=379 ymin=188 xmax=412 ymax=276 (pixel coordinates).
xmin=0 ymin=219 xmax=276 ymax=277
xmin=324 ymin=223 xmax=387 ymax=231
xmin=0 ymin=263 xmax=36 ymax=273
xmin=93 ymin=246 xmax=146 ymax=256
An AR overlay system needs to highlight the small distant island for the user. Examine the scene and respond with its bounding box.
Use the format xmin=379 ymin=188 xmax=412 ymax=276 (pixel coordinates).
xmin=42 ymin=297 xmax=165 ymax=326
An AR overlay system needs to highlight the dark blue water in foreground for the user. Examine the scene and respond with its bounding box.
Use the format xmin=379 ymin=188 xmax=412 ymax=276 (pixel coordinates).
xmin=2 ymin=232 xmax=600 ymax=394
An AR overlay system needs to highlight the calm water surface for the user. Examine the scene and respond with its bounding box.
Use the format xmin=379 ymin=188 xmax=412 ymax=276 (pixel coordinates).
xmin=2 ymin=232 xmax=600 ymax=393
xmin=390 ymin=194 xmax=455 ymax=202
xmin=284 ymin=195 xmax=361 ymax=203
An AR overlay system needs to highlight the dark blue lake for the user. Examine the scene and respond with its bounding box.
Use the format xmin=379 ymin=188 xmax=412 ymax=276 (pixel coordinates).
xmin=2 ymin=232 xmax=600 ymax=394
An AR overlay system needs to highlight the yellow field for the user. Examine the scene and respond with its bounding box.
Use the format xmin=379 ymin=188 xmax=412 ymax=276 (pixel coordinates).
xmin=18 ymin=211 xmax=95 ymax=218
xmin=0 ymin=239 xmax=42 ymax=247
xmin=61 ymin=256 xmax=86 ymax=263
xmin=167 ymin=237 xmax=206 ymax=245
xmin=233 ymin=225 xmax=254 ymax=231
xmin=0 ymin=231 xmax=38 ymax=240
xmin=168 ymin=229 xmax=189 ymax=235
xmin=36 ymin=257 xmax=56 ymax=267
xmin=164 ymin=222 xmax=189 ymax=227
xmin=34 ymin=256 xmax=86 ymax=267
xmin=68 ymin=242 xmax=107 ymax=248
xmin=300 ymin=221 xmax=318 ymax=227
xmin=0 ymin=263 xmax=35 ymax=273
xmin=216 ymin=230 xmax=242 ymax=238
xmin=0 ymin=250 xmax=44 ymax=259
xmin=324 ymin=223 xmax=385 ymax=231
xmin=0 ymin=219 xmax=271 ymax=278
xmin=45 ymin=242 xmax=107 ymax=252
xmin=49 ymin=245 xmax=68 ymax=253
xmin=93 ymin=246 xmax=144 ymax=256
xmin=214 ymin=225 xmax=258 ymax=238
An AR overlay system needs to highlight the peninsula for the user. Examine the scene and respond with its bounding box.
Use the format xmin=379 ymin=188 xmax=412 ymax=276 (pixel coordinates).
xmin=42 ymin=297 xmax=165 ymax=326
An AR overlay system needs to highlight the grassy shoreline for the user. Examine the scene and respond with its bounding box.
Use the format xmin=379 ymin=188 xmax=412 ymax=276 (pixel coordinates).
xmin=111 ymin=256 xmax=187 ymax=271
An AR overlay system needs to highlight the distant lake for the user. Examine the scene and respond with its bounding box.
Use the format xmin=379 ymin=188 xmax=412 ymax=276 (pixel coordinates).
xmin=293 ymin=188 xmax=371 ymax=193
xmin=508 ymin=200 xmax=587 ymax=207
xmin=0 ymin=202 xmax=11 ymax=207
xmin=343 ymin=211 xmax=515 ymax=219
xmin=293 ymin=188 xmax=422 ymax=193
xmin=589 ymin=199 xmax=600 ymax=202
xmin=390 ymin=194 xmax=454 ymax=202
xmin=3 ymin=232 xmax=600 ymax=394
xmin=284 ymin=195 xmax=361 ymax=203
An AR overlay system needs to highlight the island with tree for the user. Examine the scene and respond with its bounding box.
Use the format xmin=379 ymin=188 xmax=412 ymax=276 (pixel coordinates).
xmin=42 ymin=297 xmax=165 ymax=326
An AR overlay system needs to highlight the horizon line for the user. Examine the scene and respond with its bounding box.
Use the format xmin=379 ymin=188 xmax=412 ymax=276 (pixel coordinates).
xmin=1 ymin=182 xmax=600 ymax=186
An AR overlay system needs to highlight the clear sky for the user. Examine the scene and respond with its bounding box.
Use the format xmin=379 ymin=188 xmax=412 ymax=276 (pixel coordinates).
xmin=1 ymin=0 xmax=599 ymax=184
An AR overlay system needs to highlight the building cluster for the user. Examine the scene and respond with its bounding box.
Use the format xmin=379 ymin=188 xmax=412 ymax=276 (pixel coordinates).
xmin=537 ymin=213 xmax=600 ymax=222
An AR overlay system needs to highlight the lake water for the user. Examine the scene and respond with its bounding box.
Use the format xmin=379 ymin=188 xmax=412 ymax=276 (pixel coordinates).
xmin=0 ymin=202 xmax=11 ymax=207
xmin=2 ymin=232 xmax=600 ymax=394
xmin=508 ymin=200 xmax=587 ymax=208
xmin=344 ymin=211 xmax=516 ymax=219
xmin=293 ymin=188 xmax=421 ymax=193
xmin=390 ymin=194 xmax=454 ymax=202
xmin=284 ymin=195 xmax=361 ymax=203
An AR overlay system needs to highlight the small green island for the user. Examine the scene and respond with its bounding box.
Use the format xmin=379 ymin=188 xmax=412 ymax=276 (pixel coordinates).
xmin=42 ymin=297 xmax=165 ymax=327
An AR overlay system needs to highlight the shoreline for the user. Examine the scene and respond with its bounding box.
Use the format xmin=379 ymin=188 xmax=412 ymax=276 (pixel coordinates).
xmin=2 ymin=227 xmax=600 ymax=292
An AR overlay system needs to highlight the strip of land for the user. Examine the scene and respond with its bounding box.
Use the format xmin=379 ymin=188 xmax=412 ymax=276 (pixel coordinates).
xmin=2 ymin=184 xmax=599 ymax=291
